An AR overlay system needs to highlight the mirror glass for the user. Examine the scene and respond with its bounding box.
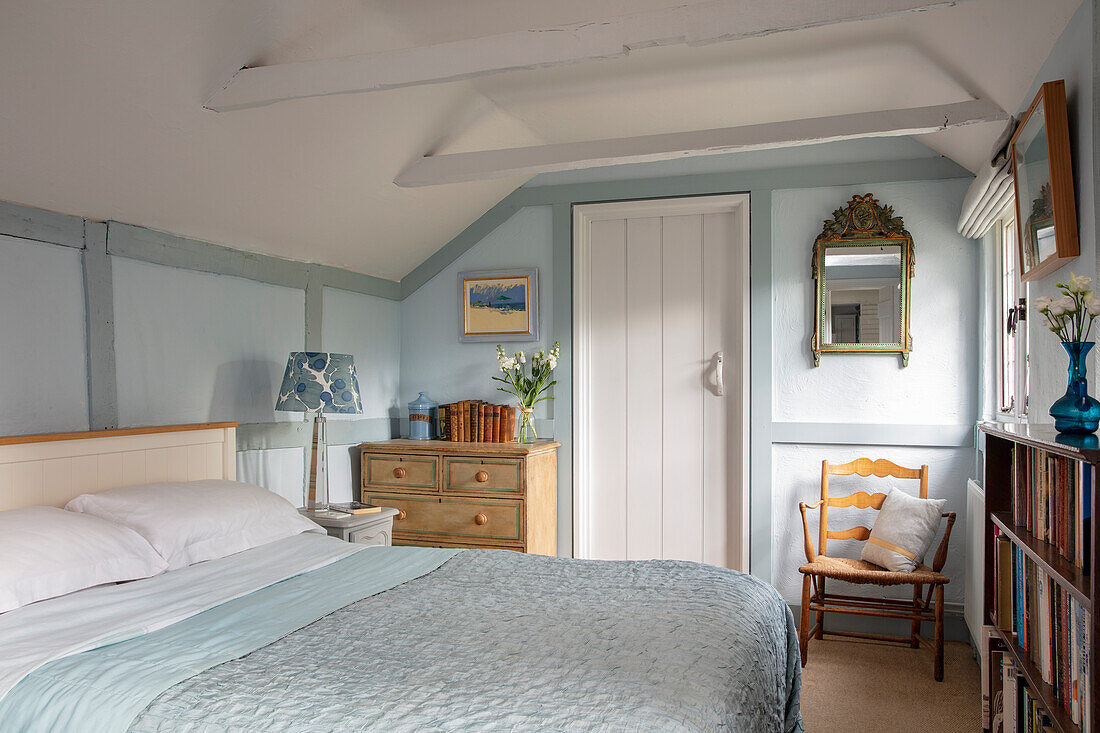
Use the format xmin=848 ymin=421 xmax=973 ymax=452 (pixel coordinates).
xmin=820 ymin=244 xmax=902 ymax=346
xmin=1012 ymin=96 xmax=1057 ymax=271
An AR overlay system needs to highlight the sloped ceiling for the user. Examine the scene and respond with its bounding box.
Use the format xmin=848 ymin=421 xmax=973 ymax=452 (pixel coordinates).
xmin=0 ymin=0 xmax=1081 ymax=280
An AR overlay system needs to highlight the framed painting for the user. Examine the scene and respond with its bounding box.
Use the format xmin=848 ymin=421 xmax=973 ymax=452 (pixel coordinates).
xmin=458 ymin=268 xmax=539 ymax=342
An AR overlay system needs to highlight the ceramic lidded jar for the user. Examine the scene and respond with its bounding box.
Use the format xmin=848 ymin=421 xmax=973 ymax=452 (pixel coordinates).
xmin=408 ymin=392 xmax=438 ymax=440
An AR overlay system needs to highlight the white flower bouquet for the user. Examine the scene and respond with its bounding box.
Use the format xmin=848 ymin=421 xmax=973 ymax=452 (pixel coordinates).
xmin=494 ymin=342 xmax=560 ymax=442
xmin=1035 ymin=272 xmax=1100 ymax=343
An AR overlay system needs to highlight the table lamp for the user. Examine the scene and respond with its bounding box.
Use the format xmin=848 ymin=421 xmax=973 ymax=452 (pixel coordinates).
xmin=275 ymin=352 xmax=362 ymax=510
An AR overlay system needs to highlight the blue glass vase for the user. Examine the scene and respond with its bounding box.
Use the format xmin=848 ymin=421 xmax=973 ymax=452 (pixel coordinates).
xmin=1050 ymin=341 xmax=1100 ymax=434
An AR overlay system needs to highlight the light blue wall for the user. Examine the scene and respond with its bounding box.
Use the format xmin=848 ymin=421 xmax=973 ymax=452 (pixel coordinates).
xmin=1018 ymin=0 xmax=1096 ymax=418
xmin=0 ymin=235 xmax=89 ymax=435
xmin=398 ymin=205 xmax=567 ymax=548
xmin=0 ymin=201 xmax=406 ymax=509
xmin=400 ymin=206 xmax=554 ymax=418
xmin=322 ymin=286 xmax=402 ymax=422
xmin=113 ymin=258 xmax=305 ymax=427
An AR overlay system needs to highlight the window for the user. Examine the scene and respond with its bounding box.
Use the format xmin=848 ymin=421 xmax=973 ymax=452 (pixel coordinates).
xmin=996 ymin=210 xmax=1029 ymax=419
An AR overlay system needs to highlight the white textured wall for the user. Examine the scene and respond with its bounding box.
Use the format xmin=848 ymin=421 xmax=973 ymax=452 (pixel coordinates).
xmin=770 ymin=178 xmax=977 ymax=606
xmin=113 ymin=258 xmax=304 ymax=426
xmin=0 ymin=235 xmax=89 ymax=435
xmin=772 ymin=179 xmax=976 ymax=424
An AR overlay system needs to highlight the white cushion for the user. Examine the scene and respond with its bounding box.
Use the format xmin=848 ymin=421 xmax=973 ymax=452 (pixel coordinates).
xmin=861 ymin=488 xmax=946 ymax=572
xmin=66 ymin=480 xmax=323 ymax=570
xmin=0 ymin=506 xmax=167 ymax=613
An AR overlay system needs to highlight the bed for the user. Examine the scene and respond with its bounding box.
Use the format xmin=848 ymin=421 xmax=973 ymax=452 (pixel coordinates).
xmin=0 ymin=424 xmax=802 ymax=732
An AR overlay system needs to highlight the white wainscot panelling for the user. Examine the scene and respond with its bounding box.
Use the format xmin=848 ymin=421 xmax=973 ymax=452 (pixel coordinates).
xmin=113 ymin=258 xmax=304 ymax=427
xmin=0 ymin=235 xmax=89 ymax=435
xmin=322 ymin=288 xmax=401 ymax=420
xmin=236 ymin=448 xmax=305 ymax=507
xmin=236 ymin=444 xmax=357 ymax=507
xmin=771 ymin=443 xmax=971 ymax=606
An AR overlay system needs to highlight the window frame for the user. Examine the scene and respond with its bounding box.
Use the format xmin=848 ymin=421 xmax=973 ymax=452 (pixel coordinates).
xmin=994 ymin=205 xmax=1029 ymax=421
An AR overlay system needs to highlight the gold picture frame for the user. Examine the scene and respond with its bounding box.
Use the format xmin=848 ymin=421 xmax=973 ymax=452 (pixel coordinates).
xmin=811 ymin=194 xmax=914 ymax=367
xmin=458 ymin=268 xmax=539 ymax=343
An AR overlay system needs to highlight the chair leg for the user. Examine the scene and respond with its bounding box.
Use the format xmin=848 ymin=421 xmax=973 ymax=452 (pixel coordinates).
xmin=933 ymin=584 xmax=944 ymax=682
xmin=910 ymin=583 xmax=922 ymax=648
xmin=799 ymin=574 xmax=811 ymax=667
xmin=814 ymin=575 xmax=825 ymax=639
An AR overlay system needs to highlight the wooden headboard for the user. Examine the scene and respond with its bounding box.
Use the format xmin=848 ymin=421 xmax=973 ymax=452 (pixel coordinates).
xmin=0 ymin=423 xmax=237 ymax=512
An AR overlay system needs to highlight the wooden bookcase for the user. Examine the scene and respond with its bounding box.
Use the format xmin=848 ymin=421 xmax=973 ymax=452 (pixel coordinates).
xmin=981 ymin=422 xmax=1098 ymax=733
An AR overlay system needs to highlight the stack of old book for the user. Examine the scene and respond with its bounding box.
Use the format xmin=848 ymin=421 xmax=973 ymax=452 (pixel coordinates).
xmin=437 ymin=401 xmax=517 ymax=442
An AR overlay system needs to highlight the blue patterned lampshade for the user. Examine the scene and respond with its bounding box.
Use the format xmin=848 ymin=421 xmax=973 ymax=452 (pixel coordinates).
xmin=275 ymin=352 xmax=363 ymax=414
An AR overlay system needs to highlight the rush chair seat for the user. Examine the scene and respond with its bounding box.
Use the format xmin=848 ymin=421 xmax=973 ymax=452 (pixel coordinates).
xmin=797 ymin=458 xmax=956 ymax=681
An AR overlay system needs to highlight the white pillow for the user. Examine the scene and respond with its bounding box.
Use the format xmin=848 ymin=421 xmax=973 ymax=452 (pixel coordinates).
xmin=0 ymin=506 xmax=167 ymax=613
xmin=861 ymin=488 xmax=946 ymax=572
xmin=66 ymin=480 xmax=323 ymax=570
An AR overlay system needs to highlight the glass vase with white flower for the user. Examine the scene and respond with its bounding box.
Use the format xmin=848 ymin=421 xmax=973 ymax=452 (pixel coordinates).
xmin=493 ymin=342 xmax=560 ymax=443
xmin=1034 ymin=272 xmax=1100 ymax=434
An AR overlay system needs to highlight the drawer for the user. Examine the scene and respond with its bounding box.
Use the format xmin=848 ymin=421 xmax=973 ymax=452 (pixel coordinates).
xmin=393 ymin=538 xmax=522 ymax=552
xmin=363 ymin=453 xmax=437 ymax=490
xmin=348 ymin=523 xmax=392 ymax=547
xmin=443 ymin=457 xmax=523 ymax=494
xmin=366 ymin=493 xmax=522 ymax=543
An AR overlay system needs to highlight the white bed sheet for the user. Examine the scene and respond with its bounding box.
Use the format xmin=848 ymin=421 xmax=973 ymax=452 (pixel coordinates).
xmin=0 ymin=532 xmax=360 ymax=702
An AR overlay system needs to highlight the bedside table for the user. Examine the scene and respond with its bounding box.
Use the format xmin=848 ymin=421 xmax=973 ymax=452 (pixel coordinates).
xmin=299 ymin=507 xmax=400 ymax=547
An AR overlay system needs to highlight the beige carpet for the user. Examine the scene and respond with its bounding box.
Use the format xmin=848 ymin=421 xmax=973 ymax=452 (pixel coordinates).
xmin=800 ymin=639 xmax=981 ymax=733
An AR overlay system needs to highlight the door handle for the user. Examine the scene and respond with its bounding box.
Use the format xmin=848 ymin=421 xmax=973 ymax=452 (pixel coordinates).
xmin=715 ymin=351 xmax=725 ymax=396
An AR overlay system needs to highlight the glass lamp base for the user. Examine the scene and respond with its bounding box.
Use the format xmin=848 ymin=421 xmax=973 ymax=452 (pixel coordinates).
xmin=306 ymin=414 xmax=329 ymax=510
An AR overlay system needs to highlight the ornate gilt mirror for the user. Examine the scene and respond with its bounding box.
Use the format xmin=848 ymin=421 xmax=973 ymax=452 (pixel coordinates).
xmin=811 ymin=194 xmax=914 ymax=367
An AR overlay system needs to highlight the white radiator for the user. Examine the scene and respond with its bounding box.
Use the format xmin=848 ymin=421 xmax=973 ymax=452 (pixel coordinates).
xmin=964 ymin=478 xmax=985 ymax=645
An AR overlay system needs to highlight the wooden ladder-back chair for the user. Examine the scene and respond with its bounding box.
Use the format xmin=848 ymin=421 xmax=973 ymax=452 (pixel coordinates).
xmin=797 ymin=458 xmax=956 ymax=681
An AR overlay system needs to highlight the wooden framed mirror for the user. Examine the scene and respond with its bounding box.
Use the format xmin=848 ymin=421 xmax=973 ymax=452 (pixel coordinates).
xmin=1010 ymin=79 xmax=1079 ymax=282
xmin=811 ymin=194 xmax=914 ymax=367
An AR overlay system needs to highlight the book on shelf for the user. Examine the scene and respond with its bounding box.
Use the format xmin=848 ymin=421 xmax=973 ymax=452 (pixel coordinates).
xmin=993 ymin=539 xmax=1092 ymax=730
xmin=328 ymin=501 xmax=382 ymax=515
xmin=433 ymin=401 xmax=519 ymax=443
xmin=1002 ymin=655 xmax=1018 ymax=733
xmin=1011 ymin=445 xmax=1092 ymax=571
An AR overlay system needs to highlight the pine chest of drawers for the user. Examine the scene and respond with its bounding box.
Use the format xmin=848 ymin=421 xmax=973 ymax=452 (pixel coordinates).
xmin=358 ymin=439 xmax=559 ymax=556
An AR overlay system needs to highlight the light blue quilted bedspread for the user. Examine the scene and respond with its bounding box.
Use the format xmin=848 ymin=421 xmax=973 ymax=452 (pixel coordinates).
xmin=11 ymin=548 xmax=803 ymax=732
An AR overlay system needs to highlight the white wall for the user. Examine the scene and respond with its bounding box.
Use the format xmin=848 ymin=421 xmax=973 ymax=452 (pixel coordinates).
xmin=772 ymin=180 xmax=976 ymax=425
xmin=770 ymin=178 xmax=976 ymax=606
xmin=0 ymin=235 xmax=89 ymax=435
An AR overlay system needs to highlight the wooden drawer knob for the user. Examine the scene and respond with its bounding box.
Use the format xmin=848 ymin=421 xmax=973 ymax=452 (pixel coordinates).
xmin=474 ymin=513 xmax=488 ymax=526
xmin=475 ymin=470 xmax=489 ymax=483
xmin=393 ymin=467 xmax=406 ymax=479
xmin=397 ymin=509 xmax=407 ymax=520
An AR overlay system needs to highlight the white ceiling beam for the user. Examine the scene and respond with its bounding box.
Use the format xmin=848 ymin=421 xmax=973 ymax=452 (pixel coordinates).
xmin=206 ymin=0 xmax=968 ymax=112
xmin=393 ymin=99 xmax=1007 ymax=187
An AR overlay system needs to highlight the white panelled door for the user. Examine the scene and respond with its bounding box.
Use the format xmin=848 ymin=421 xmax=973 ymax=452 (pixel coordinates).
xmin=574 ymin=195 xmax=750 ymax=571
